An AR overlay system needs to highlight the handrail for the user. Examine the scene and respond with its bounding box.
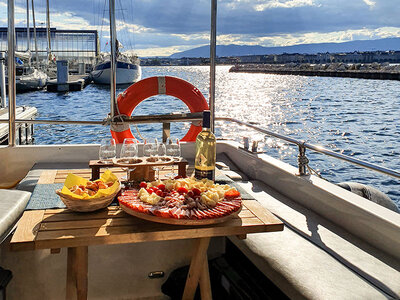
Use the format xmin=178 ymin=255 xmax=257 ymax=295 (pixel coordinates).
xmin=216 ymin=117 xmax=400 ymax=180
xmin=0 ymin=112 xmax=203 ymax=125
xmin=1 ymin=113 xmax=398 ymax=180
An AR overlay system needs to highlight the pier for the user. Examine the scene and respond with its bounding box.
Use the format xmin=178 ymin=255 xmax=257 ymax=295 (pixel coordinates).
xmin=230 ymin=64 xmax=400 ymax=81
xmin=46 ymin=74 xmax=91 ymax=92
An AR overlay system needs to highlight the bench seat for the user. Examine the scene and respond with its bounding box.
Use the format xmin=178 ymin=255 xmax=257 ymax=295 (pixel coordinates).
xmin=229 ymin=179 xmax=400 ymax=299
xmin=0 ymin=190 xmax=31 ymax=243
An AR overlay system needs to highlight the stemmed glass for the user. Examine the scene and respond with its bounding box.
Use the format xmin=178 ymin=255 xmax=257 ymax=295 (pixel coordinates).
xmin=99 ymin=138 xmax=116 ymax=163
xmin=166 ymin=138 xmax=181 ymax=159
xmin=120 ymin=138 xmax=138 ymax=159
xmin=143 ymin=139 xmax=158 ymax=159
xmin=120 ymin=138 xmax=138 ymax=183
xmin=154 ymin=142 xmax=167 ymax=180
xmin=165 ymin=138 xmax=181 ymax=178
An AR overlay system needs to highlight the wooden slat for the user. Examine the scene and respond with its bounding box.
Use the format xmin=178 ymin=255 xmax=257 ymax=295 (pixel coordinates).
xmin=37 ymin=170 xmax=58 ymax=184
xmin=40 ymin=217 xmax=141 ymax=231
xmin=244 ymin=200 xmax=284 ymax=230
xmin=33 ymin=217 xmax=264 ymax=248
xmin=10 ymin=210 xmax=45 ymax=251
xmin=42 ymin=209 xmax=127 ymax=222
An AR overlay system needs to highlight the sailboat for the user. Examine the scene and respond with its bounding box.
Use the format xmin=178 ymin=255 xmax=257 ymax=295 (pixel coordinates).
xmin=13 ymin=51 xmax=47 ymax=92
xmin=7 ymin=0 xmax=48 ymax=92
xmin=91 ymin=48 xmax=141 ymax=85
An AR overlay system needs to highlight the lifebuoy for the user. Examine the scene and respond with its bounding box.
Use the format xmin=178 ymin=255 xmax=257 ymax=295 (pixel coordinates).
xmin=110 ymin=76 xmax=209 ymax=143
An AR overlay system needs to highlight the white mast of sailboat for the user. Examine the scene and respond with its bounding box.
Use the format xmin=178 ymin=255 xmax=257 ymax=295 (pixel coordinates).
xmin=26 ymin=0 xmax=30 ymax=65
xmin=31 ymin=0 xmax=39 ymax=68
xmin=46 ymin=0 xmax=51 ymax=65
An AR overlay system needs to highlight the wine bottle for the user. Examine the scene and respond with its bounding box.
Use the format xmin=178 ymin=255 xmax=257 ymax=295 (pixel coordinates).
xmin=195 ymin=110 xmax=216 ymax=180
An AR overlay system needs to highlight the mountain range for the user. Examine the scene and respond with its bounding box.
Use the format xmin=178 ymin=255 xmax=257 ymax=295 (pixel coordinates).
xmin=169 ymin=38 xmax=400 ymax=59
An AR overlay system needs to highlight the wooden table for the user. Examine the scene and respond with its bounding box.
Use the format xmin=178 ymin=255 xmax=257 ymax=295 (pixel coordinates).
xmin=11 ymin=168 xmax=284 ymax=300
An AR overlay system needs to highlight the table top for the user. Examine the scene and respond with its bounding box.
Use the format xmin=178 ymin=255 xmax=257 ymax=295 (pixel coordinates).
xmin=10 ymin=168 xmax=284 ymax=251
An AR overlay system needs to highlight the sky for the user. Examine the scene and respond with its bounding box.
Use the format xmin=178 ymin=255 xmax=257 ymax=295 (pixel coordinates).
xmin=1 ymin=0 xmax=400 ymax=57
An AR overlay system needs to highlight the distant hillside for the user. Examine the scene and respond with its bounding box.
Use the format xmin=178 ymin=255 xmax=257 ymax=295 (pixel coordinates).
xmin=169 ymin=38 xmax=400 ymax=58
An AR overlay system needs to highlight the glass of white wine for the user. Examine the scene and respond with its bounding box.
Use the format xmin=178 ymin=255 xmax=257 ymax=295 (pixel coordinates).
xmin=99 ymin=138 xmax=116 ymax=163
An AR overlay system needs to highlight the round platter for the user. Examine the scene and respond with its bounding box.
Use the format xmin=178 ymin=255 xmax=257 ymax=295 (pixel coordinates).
xmin=119 ymin=201 xmax=242 ymax=226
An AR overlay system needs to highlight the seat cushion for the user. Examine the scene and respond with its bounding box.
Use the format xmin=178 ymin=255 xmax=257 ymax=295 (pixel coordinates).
xmin=0 ymin=189 xmax=31 ymax=243
xmin=228 ymin=179 xmax=400 ymax=299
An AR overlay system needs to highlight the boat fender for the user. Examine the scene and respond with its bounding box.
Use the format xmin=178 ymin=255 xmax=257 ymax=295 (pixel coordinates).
xmin=338 ymin=182 xmax=399 ymax=213
xmin=111 ymin=76 xmax=209 ymax=143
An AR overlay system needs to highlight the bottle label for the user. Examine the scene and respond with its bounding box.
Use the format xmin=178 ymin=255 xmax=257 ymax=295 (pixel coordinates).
xmin=195 ymin=168 xmax=215 ymax=181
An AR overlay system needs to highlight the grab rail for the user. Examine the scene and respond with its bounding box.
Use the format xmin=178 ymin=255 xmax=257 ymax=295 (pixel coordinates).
xmin=216 ymin=117 xmax=400 ymax=179
xmin=1 ymin=113 xmax=399 ymax=180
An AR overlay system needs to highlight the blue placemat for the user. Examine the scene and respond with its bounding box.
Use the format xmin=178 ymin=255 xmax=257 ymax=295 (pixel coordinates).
xmin=25 ymin=183 xmax=66 ymax=210
xmin=215 ymin=172 xmax=235 ymax=184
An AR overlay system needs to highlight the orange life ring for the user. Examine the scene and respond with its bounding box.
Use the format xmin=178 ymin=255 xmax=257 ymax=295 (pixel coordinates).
xmin=110 ymin=76 xmax=209 ymax=143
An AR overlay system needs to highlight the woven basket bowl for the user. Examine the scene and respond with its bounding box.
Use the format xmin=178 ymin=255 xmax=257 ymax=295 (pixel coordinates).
xmin=56 ymin=185 xmax=121 ymax=212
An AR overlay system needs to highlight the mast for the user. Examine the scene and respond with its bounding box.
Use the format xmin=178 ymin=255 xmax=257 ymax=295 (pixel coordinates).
xmin=209 ymin=0 xmax=217 ymax=132
xmin=8 ymin=0 xmax=16 ymax=146
xmin=26 ymin=0 xmax=30 ymax=65
xmin=31 ymin=0 xmax=39 ymax=68
xmin=46 ymin=0 xmax=51 ymax=64
xmin=109 ymin=0 xmax=117 ymax=118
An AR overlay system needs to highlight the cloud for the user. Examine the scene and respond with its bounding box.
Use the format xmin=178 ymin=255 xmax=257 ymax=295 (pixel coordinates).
xmin=363 ymin=0 xmax=376 ymax=8
xmin=254 ymin=0 xmax=317 ymax=11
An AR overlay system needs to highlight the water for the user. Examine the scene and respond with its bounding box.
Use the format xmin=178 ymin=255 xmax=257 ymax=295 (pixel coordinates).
xmin=15 ymin=66 xmax=400 ymax=209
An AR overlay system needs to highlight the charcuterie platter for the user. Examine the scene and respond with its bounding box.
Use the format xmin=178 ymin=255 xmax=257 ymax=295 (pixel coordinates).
xmin=118 ymin=177 xmax=242 ymax=225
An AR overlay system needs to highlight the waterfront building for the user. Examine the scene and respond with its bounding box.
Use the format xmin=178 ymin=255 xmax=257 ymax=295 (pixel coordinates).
xmin=0 ymin=27 xmax=99 ymax=64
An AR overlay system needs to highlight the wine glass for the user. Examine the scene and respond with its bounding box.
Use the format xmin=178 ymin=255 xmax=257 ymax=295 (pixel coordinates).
xmin=165 ymin=138 xmax=181 ymax=178
xmin=99 ymin=138 xmax=116 ymax=163
xmin=166 ymin=138 xmax=181 ymax=159
xmin=143 ymin=139 xmax=158 ymax=158
xmin=120 ymin=138 xmax=138 ymax=183
xmin=154 ymin=142 xmax=167 ymax=180
xmin=120 ymin=138 xmax=138 ymax=159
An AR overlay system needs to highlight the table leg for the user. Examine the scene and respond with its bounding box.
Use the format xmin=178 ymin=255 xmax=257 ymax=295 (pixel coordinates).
xmin=66 ymin=246 xmax=88 ymax=300
xmin=178 ymin=162 xmax=187 ymax=178
xmin=199 ymin=255 xmax=212 ymax=300
xmin=90 ymin=166 xmax=100 ymax=181
xmin=182 ymin=237 xmax=212 ymax=300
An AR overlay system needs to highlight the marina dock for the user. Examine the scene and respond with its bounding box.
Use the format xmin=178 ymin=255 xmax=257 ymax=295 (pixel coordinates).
xmin=46 ymin=74 xmax=92 ymax=92
xmin=0 ymin=106 xmax=37 ymax=145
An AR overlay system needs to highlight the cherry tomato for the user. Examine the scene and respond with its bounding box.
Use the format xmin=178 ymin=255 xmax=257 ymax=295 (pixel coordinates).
xmin=224 ymin=190 xmax=241 ymax=199
xmin=192 ymin=188 xmax=201 ymax=196
xmin=187 ymin=191 xmax=194 ymax=198
xmin=161 ymin=192 xmax=167 ymax=197
xmin=157 ymin=184 xmax=166 ymax=191
xmin=155 ymin=190 xmax=163 ymax=196
xmin=139 ymin=182 xmax=147 ymax=188
xmin=146 ymin=188 xmax=153 ymax=194
xmin=177 ymin=187 xmax=188 ymax=194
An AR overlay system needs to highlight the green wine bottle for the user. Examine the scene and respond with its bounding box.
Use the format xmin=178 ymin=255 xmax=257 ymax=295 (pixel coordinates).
xmin=195 ymin=110 xmax=216 ymax=180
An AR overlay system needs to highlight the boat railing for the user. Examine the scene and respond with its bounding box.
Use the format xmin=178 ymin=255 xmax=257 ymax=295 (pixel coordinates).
xmin=1 ymin=113 xmax=399 ymax=180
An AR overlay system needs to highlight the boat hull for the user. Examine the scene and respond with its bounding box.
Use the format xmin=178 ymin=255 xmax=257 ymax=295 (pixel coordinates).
xmin=91 ymin=61 xmax=141 ymax=85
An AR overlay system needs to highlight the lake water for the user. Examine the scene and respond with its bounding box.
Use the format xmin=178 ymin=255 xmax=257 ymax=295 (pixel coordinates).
xmin=15 ymin=65 xmax=400 ymax=208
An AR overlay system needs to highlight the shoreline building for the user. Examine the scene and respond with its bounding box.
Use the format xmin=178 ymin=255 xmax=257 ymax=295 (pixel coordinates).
xmin=0 ymin=27 xmax=99 ymax=64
